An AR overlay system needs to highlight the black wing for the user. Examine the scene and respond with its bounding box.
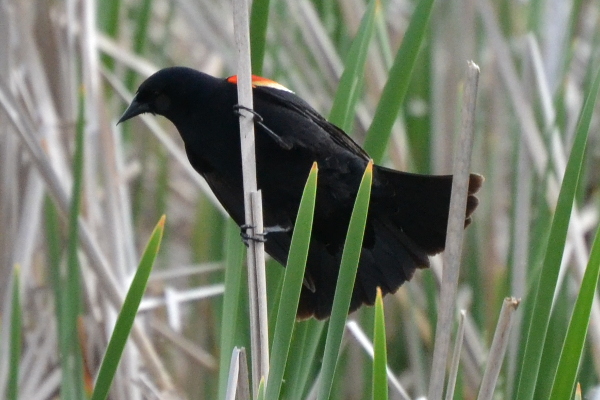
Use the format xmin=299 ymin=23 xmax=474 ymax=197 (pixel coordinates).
xmin=253 ymin=85 xmax=371 ymax=161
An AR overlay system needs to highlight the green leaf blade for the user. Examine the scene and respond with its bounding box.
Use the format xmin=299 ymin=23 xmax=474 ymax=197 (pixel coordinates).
xmin=329 ymin=0 xmax=379 ymax=131
xmin=218 ymin=219 xmax=250 ymax=400
xmin=362 ymin=0 xmax=435 ymax=163
xmin=318 ymin=161 xmax=374 ymax=400
xmin=250 ymin=0 xmax=271 ymax=75
xmin=548 ymin=225 xmax=600 ymax=400
xmin=91 ymin=215 xmax=166 ymax=400
xmin=547 ymin=69 xmax=600 ymax=400
xmin=62 ymin=93 xmax=86 ymax=400
xmin=515 ymin=68 xmax=600 ymax=400
xmin=8 ymin=265 xmax=21 ymax=400
xmin=372 ymin=288 xmax=388 ymax=400
xmin=283 ymin=319 xmax=326 ymax=400
xmin=266 ymin=163 xmax=318 ymax=400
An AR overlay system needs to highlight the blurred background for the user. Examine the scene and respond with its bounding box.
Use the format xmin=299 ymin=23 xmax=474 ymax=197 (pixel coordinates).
xmin=0 ymin=0 xmax=599 ymax=398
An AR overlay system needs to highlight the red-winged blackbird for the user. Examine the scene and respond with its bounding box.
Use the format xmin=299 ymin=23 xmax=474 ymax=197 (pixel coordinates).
xmin=119 ymin=67 xmax=483 ymax=320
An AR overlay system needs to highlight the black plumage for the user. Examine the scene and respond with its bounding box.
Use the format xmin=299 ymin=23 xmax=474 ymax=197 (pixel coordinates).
xmin=119 ymin=67 xmax=483 ymax=319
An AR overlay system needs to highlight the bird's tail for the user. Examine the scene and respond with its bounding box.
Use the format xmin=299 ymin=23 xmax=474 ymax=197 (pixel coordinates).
xmin=296 ymin=167 xmax=483 ymax=320
xmin=373 ymin=166 xmax=484 ymax=255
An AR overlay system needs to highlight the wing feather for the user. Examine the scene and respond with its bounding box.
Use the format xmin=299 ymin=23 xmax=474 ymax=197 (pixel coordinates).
xmin=253 ymin=85 xmax=370 ymax=160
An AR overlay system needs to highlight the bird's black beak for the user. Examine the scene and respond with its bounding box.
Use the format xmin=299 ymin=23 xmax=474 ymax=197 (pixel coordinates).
xmin=117 ymin=96 xmax=150 ymax=125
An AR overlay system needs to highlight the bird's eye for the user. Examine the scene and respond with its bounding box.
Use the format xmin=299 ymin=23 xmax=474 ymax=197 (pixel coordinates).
xmin=155 ymin=93 xmax=171 ymax=112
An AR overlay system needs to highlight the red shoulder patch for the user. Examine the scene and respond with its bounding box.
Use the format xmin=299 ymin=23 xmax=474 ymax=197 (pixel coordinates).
xmin=227 ymin=75 xmax=294 ymax=93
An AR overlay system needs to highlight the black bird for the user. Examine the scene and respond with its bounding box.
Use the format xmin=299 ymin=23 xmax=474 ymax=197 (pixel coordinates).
xmin=119 ymin=67 xmax=483 ymax=320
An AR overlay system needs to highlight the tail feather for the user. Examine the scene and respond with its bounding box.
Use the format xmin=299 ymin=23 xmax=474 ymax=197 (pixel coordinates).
xmin=353 ymin=219 xmax=429 ymax=306
xmin=297 ymin=211 xmax=433 ymax=320
xmin=374 ymin=167 xmax=483 ymax=254
xmin=296 ymin=167 xmax=483 ymax=320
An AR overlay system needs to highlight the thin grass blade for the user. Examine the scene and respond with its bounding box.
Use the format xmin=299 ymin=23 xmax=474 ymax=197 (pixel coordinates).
xmin=225 ymin=348 xmax=241 ymax=400
xmin=328 ymin=0 xmax=379 ymax=131
xmin=428 ymin=61 xmax=480 ymax=400
xmin=477 ymin=298 xmax=520 ymax=400
xmin=318 ymin=161 xmax=373 ymax=400
xmin=362 ymin=0 xmax=435 ymax=162
xmin=124 ymin=0 xmax=153 ymax=89
xmin=279 ymin=320 xmax=309 ymax=400
xmin=90 ymin=215 xmax=166 ymax=400
xmin=257 ymin=377 xmax=266 ymax=400
xmin=97 ymin=0 xmax=121 ymax=70
xmin=515 ymin=69 xmax=600 ymax=400
xmin=445 ymin=311 xmax=466 ymax=400
xmin=8 ymin=265 xmax=21 ymax=400
xmin=44 ymin=198 xmax=63 ymax=337
xmin=266 ymin=163 xmax=318 ymax=400
xmin=548 ymin=223 xmax=600 ymax=400
xmin=218 ymin=220 xmax=249 ymax=400
xmin=284 ymin=319 xmax=326 ymax=400
xmin=225 ymin=347 xmax=251 ymax=400
xmin=372 ymin=288 xmax=388 ymax=400
xmin=546 ymin=71 xmax=600 ymax=400
xmin=62 ymin=94 xmax=86 ymax=400
xmin=250 ymin=0 xmax=271 ymax=75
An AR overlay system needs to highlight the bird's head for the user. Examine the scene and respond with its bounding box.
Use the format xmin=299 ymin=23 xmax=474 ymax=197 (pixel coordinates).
xmin=118 ymin=67 xmax=220 ymax=124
